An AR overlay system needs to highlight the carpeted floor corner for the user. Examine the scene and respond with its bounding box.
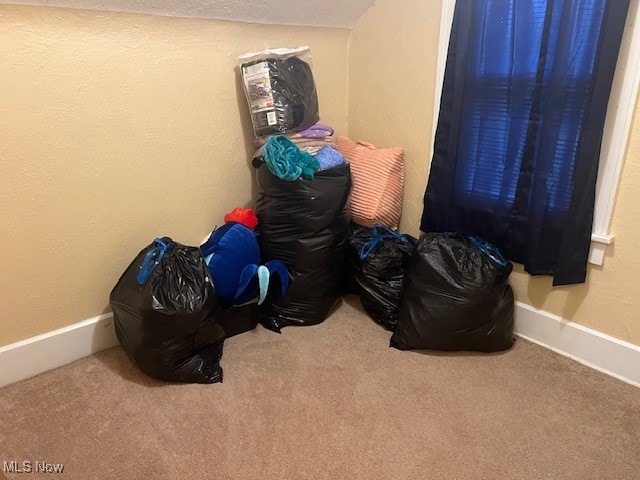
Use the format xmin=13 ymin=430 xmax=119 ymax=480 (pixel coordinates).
xmin=1 ymin=297 xmax=639 ymax=479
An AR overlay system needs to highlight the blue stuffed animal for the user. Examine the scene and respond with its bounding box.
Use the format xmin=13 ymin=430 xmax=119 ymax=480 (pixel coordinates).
xmin=200 ymin=208 xmax=288 ymax=308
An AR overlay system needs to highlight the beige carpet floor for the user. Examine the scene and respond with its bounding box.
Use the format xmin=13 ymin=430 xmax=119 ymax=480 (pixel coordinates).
xmin=1 ymin=296 xmax=639 ymax=479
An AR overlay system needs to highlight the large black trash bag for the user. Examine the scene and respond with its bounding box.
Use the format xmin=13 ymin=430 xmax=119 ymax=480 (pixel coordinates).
xmin=391 ymin=233 xmax=514 ymax=352
xmin=255 ymin=163 xmax=351 ymax=331
xmin=110 ymin=237 xmax=226 ymax=383
xmin=348 ymin=223 xmax=417 ymax=331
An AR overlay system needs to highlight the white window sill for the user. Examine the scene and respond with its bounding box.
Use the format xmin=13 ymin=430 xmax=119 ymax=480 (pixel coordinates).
xmin=589 ymin=234 xmax=615 ymax=266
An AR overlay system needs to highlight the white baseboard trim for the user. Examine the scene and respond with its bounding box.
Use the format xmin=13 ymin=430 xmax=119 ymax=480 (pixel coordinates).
xmin=0 ymin=313 xmax=119 ymax=388
xmin=514 ymin=301 xmax=640 ymax=388
xmin=1 ymin=303 xmax=638 ymax=389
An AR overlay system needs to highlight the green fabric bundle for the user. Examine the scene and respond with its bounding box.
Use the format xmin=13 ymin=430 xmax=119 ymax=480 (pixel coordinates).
xmin=262 ymin=135 xmax=319 ymax=181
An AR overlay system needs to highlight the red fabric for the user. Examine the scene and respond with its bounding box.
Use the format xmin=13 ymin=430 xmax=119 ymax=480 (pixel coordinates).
xmin=224 ymin=208 xmax=258 ymax=230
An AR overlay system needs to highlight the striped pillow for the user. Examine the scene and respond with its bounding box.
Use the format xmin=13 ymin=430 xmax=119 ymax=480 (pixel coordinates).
xmin=336 ymin=136 xmax=404 ymax=230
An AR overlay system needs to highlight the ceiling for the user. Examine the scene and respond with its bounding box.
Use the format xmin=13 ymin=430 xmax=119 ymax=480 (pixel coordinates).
xmin=0 ymin=0 xmax=378 ymax=28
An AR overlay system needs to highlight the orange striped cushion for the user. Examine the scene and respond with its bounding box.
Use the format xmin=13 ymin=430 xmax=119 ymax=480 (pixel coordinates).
xmin=336 ymin=136 xmax=404 ymax=230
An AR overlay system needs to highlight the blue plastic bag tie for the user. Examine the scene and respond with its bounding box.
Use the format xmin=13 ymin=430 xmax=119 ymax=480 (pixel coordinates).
xmin=359 ymin=224 xmax=408 ymax=260
xmin=136 ymin=238 xmax=169 ymax=285
xmin=469 ymin=236 xmax=508 ymax=267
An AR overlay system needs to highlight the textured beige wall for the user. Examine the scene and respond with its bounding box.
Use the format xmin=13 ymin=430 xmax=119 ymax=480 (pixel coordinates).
xmin=0 ymin=5 xmax=349 ymax=346
xmin=348 ymin=0 xmax=442 ymax=237
xmin=348 ymin=0 xmax=640 ymax=345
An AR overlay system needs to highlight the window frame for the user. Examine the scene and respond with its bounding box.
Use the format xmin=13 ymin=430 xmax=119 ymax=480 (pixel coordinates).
xmin=431 ymin=0 xmax=640 ymax=266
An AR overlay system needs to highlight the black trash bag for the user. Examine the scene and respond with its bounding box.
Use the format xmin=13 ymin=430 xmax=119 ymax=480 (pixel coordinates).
xmin=219 ymin=300 xmax=259 ymax=339
xmin=391 ymin=233 xmax=514 ymax=352
xmin=255 ymin=163 xmax=351 ymax=331
xmin=110 ymin=237 xmax=226 ymax=383
xmin=348 ymin=224 xmax=417 ymax=331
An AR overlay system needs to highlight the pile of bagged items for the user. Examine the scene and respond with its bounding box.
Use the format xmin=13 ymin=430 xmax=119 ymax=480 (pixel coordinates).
xmin=109 ymin=43 xmax=516 ymax=387
xmin=238 ymin=46 xmax=421 ymax=334
xmin=240 ymin=47 xmax=353 ymax=332
xmin=109 ymin=45 xmax=350 ymax=384
xmin=109 ymin=208 xmax=289 ymax=384
xmin=336 ymin=132 xmax=515 ymax=352
xmin=333 ymin=132 xmax=515 ymax=352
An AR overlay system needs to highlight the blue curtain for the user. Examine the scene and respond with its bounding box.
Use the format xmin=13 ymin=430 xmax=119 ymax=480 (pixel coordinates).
xmin=421 ymin=0 xmax=629 ymax=285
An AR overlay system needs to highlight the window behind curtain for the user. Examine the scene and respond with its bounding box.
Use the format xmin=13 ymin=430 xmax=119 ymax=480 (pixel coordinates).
xmin=455 ymin=0 xmax=606 ymax=214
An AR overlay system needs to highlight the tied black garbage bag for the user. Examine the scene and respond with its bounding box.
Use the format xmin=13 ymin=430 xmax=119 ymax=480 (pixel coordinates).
xmin=348 ymin=224 xmax=417 ymax=331
xmin=255 ymin=163 xmax=351 ymax=331
xmin=391 ymin=233 xmax=514 ymax=352
xmin=110 ymin=238 xmax=226 ymax=383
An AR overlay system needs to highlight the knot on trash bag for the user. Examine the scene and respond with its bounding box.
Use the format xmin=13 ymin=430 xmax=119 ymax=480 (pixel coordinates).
xmin=469 ymin=236 xmax=508 ymax=267
xmin=359 ymin=224 xmax=409 ymax=260
xmin=136 ymin=237 xmax=169 ymax=285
